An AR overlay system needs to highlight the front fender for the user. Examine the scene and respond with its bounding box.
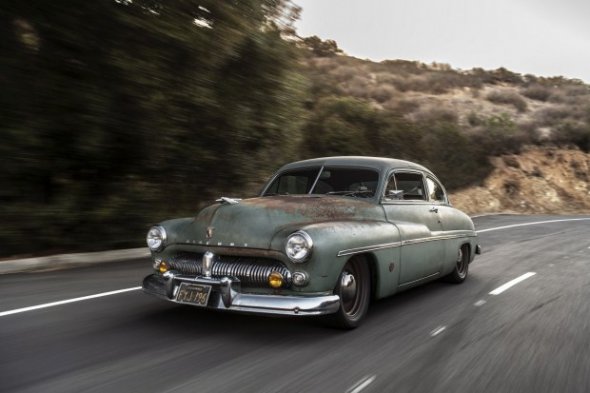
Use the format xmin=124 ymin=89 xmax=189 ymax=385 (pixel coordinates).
xmin=271 ymin=220 xmax=401 ymax=295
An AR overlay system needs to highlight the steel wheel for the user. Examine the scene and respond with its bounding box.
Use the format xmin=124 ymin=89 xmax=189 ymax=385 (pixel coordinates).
xmin=455 ymin=247 xmax=468 ymax=279
xmin=444 ymin=245 xmax=469 ymax=283
xmin=327 ymin=256 xmax=371 ymax=329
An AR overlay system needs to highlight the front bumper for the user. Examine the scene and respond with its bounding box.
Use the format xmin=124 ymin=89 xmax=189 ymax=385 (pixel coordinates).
xmin=142 ymin=272 xmax=340 ymax=316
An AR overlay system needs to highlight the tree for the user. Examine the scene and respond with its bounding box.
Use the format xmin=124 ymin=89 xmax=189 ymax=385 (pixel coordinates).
xmin=0 ymin=0 xmax=306 ymax=255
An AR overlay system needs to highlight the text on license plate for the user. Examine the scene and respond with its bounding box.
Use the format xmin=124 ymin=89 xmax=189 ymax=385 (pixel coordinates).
xmin=176 ymin=283 xmax=212 ymax=306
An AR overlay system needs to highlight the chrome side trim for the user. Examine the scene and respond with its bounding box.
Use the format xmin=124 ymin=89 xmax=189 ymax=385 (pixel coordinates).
xmin=337 ymin=241 xmax=402 ymax=257
xmin=336 ymin=232 xmax=476 ymax=257
xmin=402 ymin=233 xmax=477 ymax=246
xmin=398 ymin=272 xmax=440 ymax=287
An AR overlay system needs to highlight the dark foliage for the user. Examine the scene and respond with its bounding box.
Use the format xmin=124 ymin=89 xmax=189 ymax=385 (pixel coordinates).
xmin=0 ymin=0 xmax=304 ymax=256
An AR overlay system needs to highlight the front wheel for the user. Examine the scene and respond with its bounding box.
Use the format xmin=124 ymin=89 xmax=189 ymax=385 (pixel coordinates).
xmin=326 ymin=256 xmax=371 ymax=329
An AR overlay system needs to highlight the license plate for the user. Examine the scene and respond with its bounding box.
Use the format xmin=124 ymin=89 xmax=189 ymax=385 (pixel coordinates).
xmin=176 ymin=283 xmax=211 ymax=307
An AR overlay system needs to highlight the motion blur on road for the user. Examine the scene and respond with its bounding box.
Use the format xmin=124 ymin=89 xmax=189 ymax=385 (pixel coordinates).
xmin=2 ymin=215 xmax=590 ymax=393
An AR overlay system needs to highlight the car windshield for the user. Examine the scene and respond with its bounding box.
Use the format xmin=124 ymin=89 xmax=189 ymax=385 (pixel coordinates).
xmin=263 ymin=167 xmax=379 ymax=198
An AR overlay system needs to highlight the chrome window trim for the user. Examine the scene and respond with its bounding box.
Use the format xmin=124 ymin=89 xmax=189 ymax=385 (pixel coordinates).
xmin=307 ymin=165 xmax=325 ymax=194
xmin=381 ymin=168 xmax=429 ymax=203
xmin=425 ymin=175 xmax=448 ymax=204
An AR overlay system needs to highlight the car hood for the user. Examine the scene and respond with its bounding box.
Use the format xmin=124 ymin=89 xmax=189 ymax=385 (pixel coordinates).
xmin=174 ymin=196 xmax=384 ymax=250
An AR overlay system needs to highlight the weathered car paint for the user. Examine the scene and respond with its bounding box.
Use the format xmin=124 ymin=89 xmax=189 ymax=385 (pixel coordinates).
xmin=178 ymin=196 xmax=383 ymax=250
xmin=145 ymin=156 xmax=479 ymax=316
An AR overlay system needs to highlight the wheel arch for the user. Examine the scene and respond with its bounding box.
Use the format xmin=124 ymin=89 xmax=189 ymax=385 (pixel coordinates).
xmin=354 ymin=252 xmax=379 ymax=301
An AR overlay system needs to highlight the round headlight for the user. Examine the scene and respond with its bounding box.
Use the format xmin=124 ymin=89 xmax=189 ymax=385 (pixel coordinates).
xmin=285 ymin=231 xmax=313 ymax=263
xmin=147 ymin=226 xmax=167 ymax=251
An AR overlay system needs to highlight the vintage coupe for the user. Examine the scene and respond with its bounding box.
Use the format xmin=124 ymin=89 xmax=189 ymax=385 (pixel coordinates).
xmin=142 ymin=157 xmax=480 ymax=328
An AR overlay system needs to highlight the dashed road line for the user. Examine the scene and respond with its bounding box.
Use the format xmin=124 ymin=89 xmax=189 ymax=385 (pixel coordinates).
xmin=489 ymin=272 xmax=536 ymax=295
xmin=346 ymin=375 xmax=376 ymax=393
xmin=430 ymin=326 xmax=447 ymax=337
xmin=474 ymin=299 xmax=486 ymax=307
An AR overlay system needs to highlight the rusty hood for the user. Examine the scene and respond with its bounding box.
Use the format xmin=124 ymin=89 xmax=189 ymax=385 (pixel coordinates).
xmin=174 ymin=196 xmax=385 ymax=250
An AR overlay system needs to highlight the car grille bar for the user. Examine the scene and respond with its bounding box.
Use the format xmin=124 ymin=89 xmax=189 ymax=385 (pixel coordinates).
xmin=168 ymin=253 xmax=292 ymax=288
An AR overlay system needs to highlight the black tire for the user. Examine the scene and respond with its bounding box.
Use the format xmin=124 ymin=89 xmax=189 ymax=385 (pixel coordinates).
xmin=326 ymin=256 xmax=371 ymax=329
xmin=444 ymin=244 xmax=469 ymax=283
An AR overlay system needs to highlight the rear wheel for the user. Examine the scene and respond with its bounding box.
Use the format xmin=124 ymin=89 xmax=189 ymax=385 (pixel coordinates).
xmin=444 ymin=244 xmax=469 ymax=283
xmin=327 ymin=256 xmax=371 ymax=329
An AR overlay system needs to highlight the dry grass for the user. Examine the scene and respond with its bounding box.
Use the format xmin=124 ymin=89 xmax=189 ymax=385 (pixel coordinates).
xmin=486 ymin=89 xmax=528 ymax=112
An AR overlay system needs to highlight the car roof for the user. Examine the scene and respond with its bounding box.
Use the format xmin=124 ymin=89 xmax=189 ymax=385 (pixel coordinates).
xmin=279 ymin=156 xmax=432 ymax=174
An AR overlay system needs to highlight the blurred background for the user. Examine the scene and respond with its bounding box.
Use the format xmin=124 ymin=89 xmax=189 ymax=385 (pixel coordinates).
xmin=2 ymin=0 xmax=590 ymax=257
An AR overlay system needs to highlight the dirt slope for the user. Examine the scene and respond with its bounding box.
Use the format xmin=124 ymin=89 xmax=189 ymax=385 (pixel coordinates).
xmin=449 ymin=147 xmax=590 ymax=215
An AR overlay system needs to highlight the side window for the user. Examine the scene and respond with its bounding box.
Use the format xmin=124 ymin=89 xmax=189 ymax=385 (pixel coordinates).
xmin=426 ymin=177 xmax=446 ymax=203
xmin=384 ymin=172 xmax=426 ymax=201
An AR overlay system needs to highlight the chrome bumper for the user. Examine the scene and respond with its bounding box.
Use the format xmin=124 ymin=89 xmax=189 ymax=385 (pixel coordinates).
xmin=142 ymin=272 xmax=340 ymax=316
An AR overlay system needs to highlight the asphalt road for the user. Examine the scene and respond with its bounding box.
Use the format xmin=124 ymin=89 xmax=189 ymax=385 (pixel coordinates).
xmin=2 ymin=214 xmax=590 ymax=393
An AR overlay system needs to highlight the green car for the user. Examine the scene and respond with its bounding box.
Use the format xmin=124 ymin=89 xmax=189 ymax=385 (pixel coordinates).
xmin=142 ymin=157 xmax=480 ymax=328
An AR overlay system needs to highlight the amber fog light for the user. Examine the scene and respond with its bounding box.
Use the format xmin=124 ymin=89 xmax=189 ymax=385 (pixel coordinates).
xmin=158 ymin=261 xmax=169 ymax=274
xmin=268 ymin=272 xmax=284 ymax=288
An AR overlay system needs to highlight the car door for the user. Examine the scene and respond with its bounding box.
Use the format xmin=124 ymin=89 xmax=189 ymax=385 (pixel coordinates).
xmin=382 ymin=171 xmax=444 ymax=286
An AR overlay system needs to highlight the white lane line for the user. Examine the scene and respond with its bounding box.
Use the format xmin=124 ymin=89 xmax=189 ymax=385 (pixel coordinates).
xmin=489 ymin=272 xmax=536 ymax=296
xmin=0 ymin=287 xmax=141 ymax=317
xmin=430 ymin=326 xmax=446 ymax=337
xmin=474 ymin=299 xmax=487 ymax=307
xmin=346 ymin=375 xmax=376 ymax=393
xmin=476 ymin=218 xmax=590 ymax=234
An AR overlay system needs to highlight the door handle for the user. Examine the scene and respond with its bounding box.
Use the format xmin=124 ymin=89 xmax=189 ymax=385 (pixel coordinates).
xmin=429 ymin=206 xmax=439 ymax=213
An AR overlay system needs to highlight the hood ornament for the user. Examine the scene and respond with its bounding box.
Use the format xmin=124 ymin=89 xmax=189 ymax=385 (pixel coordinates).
xmin=216 ymin=197 xmax=241 ymax=205
xmin=206 ymin=227 xmax=214 ymax=239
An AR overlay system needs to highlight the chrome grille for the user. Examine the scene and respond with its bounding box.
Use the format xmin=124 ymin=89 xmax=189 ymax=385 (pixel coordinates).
xmin=168 ymin=253 xmax=292 ymax=288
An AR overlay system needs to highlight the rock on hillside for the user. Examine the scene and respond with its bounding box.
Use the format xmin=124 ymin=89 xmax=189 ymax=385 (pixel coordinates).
xmin=449 ymin=147 xmax=590 ymax=215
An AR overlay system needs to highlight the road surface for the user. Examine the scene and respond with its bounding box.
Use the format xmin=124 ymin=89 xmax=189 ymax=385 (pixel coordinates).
xmin=1 ymin=215 xmax=590 ymax=393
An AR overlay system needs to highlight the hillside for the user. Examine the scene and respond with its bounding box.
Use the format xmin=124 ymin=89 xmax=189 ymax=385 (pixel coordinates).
xmin=450 ymin=147 xmax=590 ymax=215
xmin=304 ymin=53 xmax=590 ymax=149
xmin=301 ymin=43 xmax=590 ymax=215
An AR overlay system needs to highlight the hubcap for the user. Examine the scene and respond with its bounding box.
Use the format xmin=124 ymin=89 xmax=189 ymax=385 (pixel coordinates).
xmin=340 ymin=272 xmax=357 ymax=303
xmin=339 ymin=261 xmax=365 ymax=316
